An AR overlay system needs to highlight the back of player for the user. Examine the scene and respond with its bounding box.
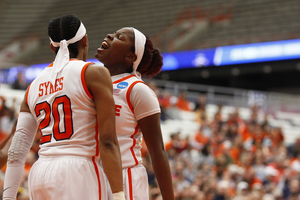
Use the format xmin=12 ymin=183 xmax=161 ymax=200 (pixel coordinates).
xmin=3 ymin=14 xmax=125 ymax=200
xmin=27 ymin=60 xmax=97 ymax=157
xmin=26 ymin=59 xmax=110 ymax=199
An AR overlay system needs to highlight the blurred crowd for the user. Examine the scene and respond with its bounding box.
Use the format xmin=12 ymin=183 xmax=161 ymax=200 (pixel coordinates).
xmin=1 ymin=82 xmax=300 ymax=200
xmin=145 ymin=82 xmax=300 ymax=200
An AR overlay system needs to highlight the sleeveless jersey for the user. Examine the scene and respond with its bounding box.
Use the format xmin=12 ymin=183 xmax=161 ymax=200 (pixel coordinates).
xmin=112 ymin=73 xmax=160 ymax=169
xmin=26 ymin=59 xmax=99 ymax=158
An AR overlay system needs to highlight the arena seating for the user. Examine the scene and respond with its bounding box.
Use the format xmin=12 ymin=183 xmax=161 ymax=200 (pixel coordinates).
xmin=159 ymin=103 xmax=300 ymax=146
xmin=1 ymin=0 xmax=300 ymax=66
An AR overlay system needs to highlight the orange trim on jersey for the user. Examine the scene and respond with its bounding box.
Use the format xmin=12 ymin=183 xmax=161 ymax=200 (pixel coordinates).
xmin=112 ymin=75 xmax=135 ymax=84
xmin=125 ymin=80 xmax=147 ymax=166
xmin=25 ymin=83 xmax=32 ymax=105
xmin=46 ymin=63 xmax=54 ymax=68
xmin=95 ymin=121 xmax=99 ymax=157
xmin=126 ymin=81 xmax=144 ymax=113
xmin=128 ymin=168 xmax=133 ymax=200
xmin=92 ymin=157 xmax=101 ymax=200
xmin=130 ymin=124 xmax=139 ymax=166
xmin=81 ymin=62 xmax=93 ymax=99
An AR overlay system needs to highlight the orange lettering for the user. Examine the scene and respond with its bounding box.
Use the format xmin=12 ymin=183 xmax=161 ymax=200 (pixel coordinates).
xmin=44 ymin=82 xmax=50 ymax=95
xmin=59 ymin=77 xmax=64 ymax=91
xmin=39 ymin=83 xmax=44 ymax=97
xmin=49 ymin=82 xmax=55 ymax=94
xmin=55 ymin=79 xmax=59 ymax=92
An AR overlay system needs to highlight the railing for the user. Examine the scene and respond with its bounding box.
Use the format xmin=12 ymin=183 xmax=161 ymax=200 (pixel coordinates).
xmin=147 ymin=78 xmax=300 ymax=113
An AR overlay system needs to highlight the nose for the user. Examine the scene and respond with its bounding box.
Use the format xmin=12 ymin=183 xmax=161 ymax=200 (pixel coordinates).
xmin=106 ymin=33 xmax=113 ymax=40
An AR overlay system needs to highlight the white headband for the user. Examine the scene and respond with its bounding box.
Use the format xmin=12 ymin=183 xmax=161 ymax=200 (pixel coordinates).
xmin=132 ymin=28 xmax=146 ymax=72
xmin=49 ymin=22 xmax=86 ymax=82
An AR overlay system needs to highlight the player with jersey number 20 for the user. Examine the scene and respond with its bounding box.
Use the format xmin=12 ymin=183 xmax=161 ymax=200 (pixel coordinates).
xmin=3 ymin=14 xmax=125 ymax=200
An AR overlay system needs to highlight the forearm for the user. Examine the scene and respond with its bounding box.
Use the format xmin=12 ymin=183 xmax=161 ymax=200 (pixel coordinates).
xmin=138 ymin=114 xmax=174 ymax=199
xmin=150 ymin=149 xmax=174 ymax=200
xmin=3 ymin=162 xmax=25 ymax=200
xmin=99 ymin=140 xmax=123 ymax=193
xmin=3 ymin=112 xmax=37 ymax=199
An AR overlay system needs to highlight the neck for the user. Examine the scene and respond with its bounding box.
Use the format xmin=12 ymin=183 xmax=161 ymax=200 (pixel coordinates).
xmin=106 ymin=65 xmax=132 ymax=76
xmin=76 ymin=53 xmax=85 ymax=61
xmin=76 ymin=45 xmax=87 ymax=61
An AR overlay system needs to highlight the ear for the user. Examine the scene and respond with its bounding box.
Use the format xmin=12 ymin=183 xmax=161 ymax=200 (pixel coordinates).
xmin=81 ymin=34 xmax=88 ymax=47
xmin=125 ymin=52 xmax=137 ymax=64
xmin=50 ymin=43 xmax=56 ymax=53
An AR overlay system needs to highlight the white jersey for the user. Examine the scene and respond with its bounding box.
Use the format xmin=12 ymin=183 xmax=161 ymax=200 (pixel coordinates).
xmin=26 ymin=59 xmax=99 ymax=158
xmin=112 ymin=73 xmax=160 ymax=169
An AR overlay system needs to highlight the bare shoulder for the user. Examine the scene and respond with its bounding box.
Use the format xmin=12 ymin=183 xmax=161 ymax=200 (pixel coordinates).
xmin=85 ymin=64 xmax=111 ymax=80
xmin=84 ymin=64 xmax=112 ymax=94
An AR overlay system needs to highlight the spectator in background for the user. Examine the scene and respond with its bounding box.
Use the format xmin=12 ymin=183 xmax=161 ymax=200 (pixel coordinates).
xmin=286 ymin=178 xmax=300 ymax=200
xmin=0 ymin=96 xmax=17 ymax=141
xmin=158 ymin=90 xmax=171 ymax=110
xmin=195 ymin=94 xmax=207 ymax=124
xmin=214 ymin=180 xmax=231 ymax=200
xmin=165 ymin=132 xmax=188 ymax=154
xmin=234 ymin=181 xmax=250 ymax=200
xmin=248 ymin=190 xmax=260 ymax=200
xmin=0 ymin=119 xmax=16 ymax=168
xmin=165 ymin=95 xmax=181 ymax=120
xmin=262 ymin=193 xmax=276 ymax=200
xmin=288 ymin=137 xmax=300 ymax=157
xmin=11 ymin=72 xmax=28 ymax=90
xmin=253 ymin=149 xmax=267 ymax=181
xmin=193 ymin=128 xmax=210 ymax=150
xmin=176 ymin=91 xmax=192 ymax=111
xmin=194 ymin=93 xmax=206 ymax=111
xmin=157 ymin=90 xmax=171 ymax=121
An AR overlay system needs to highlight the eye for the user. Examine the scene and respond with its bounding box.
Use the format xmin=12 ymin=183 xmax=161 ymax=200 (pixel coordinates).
xmin=117 ymin=34 xmax=121 ymax=39
xmin=116 ymin=32 xmax=123 ymax=40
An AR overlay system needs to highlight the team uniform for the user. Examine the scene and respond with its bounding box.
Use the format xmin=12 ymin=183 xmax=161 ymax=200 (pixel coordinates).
xmin=25 ymin=59 xmax=112 ymax=200
xmin=111 ymin=73 xmax=160 ymax=200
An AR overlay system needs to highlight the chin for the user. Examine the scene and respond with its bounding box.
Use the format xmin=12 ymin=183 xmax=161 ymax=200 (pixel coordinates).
xmin=94 ymin=53 xmax=100 ymax=61
xmin=95 ymin=53 xmax=104 ymax=63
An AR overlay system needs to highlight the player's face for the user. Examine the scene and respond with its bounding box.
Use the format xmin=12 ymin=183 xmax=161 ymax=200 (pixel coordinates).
xmin=95 ymin=27 xmax=134 ymax=69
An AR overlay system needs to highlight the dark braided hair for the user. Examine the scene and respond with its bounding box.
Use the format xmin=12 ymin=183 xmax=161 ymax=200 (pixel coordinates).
xmin=48 ymin=14 xmax=81 ymax=58
xmin=136 ymin=37 xmax=163 ymax=77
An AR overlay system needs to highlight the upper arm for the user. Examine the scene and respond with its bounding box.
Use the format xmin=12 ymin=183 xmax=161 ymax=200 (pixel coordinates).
xmin=131 ymin=84 xmax=163 ymax=151
xmin=85 ymin=64 xmax=116 ymax=140
xmin=20 ymin=89 xmax=31 ymax=113
xmin=138 ymin=113 xmax=165 ymax=153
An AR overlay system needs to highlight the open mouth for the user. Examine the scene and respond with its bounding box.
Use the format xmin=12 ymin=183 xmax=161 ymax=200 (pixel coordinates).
xmin=101 ymin=40 xmax=109 ymax=50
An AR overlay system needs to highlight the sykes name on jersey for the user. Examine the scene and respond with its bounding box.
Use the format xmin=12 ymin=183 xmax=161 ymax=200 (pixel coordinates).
xmin=38 ymin=77 xmax=64 ymax=97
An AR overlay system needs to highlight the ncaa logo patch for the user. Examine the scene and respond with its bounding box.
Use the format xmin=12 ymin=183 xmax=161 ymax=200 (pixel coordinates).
xmin=117 ymin=82 xmax=128 ymax=89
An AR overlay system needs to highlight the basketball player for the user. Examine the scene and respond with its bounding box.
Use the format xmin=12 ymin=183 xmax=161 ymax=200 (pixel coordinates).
xmin=3 ymin=15 xmax=125 ymax=200
xmin=95 ymin=27 xmax=174 ymax=199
